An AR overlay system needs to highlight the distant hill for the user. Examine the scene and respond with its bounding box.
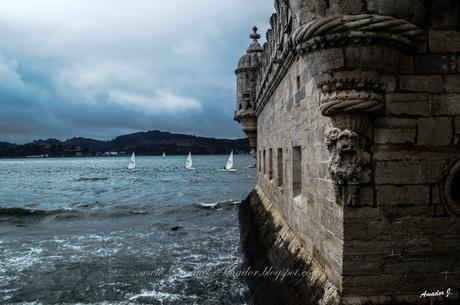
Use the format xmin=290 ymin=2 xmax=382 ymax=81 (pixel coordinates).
xmin=0 ymin=130 xmax=250 ymax=157
xmin=0 ymin=142 xmax=16 ymax=149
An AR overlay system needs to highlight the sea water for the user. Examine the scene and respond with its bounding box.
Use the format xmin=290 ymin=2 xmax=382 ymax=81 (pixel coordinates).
xmin=0 ymin=155 xmax=256 ymax=304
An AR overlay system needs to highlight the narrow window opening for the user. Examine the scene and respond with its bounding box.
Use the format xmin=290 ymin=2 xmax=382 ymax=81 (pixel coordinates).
xmin=296 ymin=75 xmax=301 ymax=91
xmin=263 ymin=150 xmax=266 ymax=176
xmin=277 ymin=148 xmax=283 ymax=187
xmin=292 ymin=146 xmax=302 ymax=198
xmin=269 ymin=149 xmax=273 ymax=180
xmin=258 ymin=151 xmax=262 ymax=173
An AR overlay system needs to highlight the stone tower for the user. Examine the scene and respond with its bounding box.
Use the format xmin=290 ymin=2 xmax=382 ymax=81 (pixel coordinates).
xmin=235 ymin=0 xmax=460 ymax=304
xmin=235 ymin=27 xmax=263 ymax=158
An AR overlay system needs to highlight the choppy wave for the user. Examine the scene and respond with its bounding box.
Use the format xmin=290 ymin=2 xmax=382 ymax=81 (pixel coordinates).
xmin=75 ymin=177 xmax=109 ymax=182
xmin=0 ymin=206 xmax=149 ymax=222
xmin=0 ymin=207 xmax=59 ymax=217
xmin=0 ymin=199 xmax=240 ymax=223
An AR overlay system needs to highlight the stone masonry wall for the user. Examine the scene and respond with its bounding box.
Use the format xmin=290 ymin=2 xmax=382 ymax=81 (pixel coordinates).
xmin=342 ymin=30 xmax=460 ymax=302
xmin=256 ymin=59 xmax=343 ymax=287
xmin=235 ymin=0 xmax=460 ymax=304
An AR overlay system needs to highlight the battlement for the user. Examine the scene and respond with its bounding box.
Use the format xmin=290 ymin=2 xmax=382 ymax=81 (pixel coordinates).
xmin=236 ymin=1 xmax=460 ymax=304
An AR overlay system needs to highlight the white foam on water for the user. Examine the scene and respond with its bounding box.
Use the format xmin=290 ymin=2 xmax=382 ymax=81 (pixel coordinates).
xmin=74 ymin=302 xmax=134 ymax=305
xmin=199 ymin=202 xmax=218 ymax=208
xmin=129 ymin=289 xmax=183 ymax=302
xmin=0 ymin=287 xmax=20 ymax=302
xmin=4 ymin=247 xmax=43 ymax=272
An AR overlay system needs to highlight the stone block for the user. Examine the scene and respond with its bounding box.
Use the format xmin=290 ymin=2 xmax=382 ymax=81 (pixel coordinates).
xmin=456 ymin=117 xmax=460 ymax=134
xmin=344 ymin=240 xmax=393 ymax=256
xmin=374 ymin=117 xmax=416 ymax=128
xmin=414 ymin=54 xmax=457 ymax=74
xmin=375 ymin=159 xmax=447 ymax=184
xmin=429 ymin=30 xmax=460 ymax=53
xmin=374 ymin=128 xmax=416 ymax=144
xmin=376 ymin=185 xmax=430 ymax=206
xmin=366 ymin=0 xmax=426 ymax=24
xmin=398 ymin=55 xmax=414 ymax=74
xmin=382 ymin=76 xmax=396 ymax=93
xmin=385 ymin=93 xmax=430 ymax=116
xmin=304 ymin=48 xmax=344 ymax=77
xmin=328 ymin=0 xmax=362 ymax=15
xmin=343 ymin=255 xmax=383 ymax=276
xmin=417 ymin=117 xmax=453 ymax=146
xmin=445 ymin=76 xmax=460 ymax=93
xmin=346 ymin=46 xmax=400 ymax=72
xmin=431 ymin=94 xmax=460 ymax=115
xmin=399 ymin=75 xmax=444 ymax=93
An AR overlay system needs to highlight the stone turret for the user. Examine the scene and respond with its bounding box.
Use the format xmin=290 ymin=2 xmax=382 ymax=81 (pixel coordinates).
xmin=235 ymin=27 xmax=263 ymax=158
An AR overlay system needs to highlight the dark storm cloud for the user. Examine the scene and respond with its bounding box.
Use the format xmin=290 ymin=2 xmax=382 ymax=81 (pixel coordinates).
xmin=0 ymin=0 xmax=274 ymax=143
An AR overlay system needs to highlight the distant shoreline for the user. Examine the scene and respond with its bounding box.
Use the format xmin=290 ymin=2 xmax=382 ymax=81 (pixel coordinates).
xmin=0 ymin=130 xmax=250 ymax=158
xmin=0 ymin=153 xmax=250 ymax=160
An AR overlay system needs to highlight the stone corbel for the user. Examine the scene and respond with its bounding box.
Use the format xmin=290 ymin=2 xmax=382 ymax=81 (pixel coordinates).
xmin=320 ymin=72 xmax=380 ymax=206
xmin=237 ymin=115 xmax=258 ymax=159
xmin=290 ymin=14 xmax=424 ymax=206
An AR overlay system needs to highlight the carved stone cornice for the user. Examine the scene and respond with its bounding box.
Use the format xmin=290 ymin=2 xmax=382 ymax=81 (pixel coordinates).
xmin=254 ymin=14 xmax=425 ymax=116
xmin=317 ymin=72 xmax=385 ymax=117
xmin=292 ymin=14 xmax=425 ymax=55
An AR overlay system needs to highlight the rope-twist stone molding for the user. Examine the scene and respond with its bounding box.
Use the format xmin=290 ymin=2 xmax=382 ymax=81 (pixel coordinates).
xmin=292 ymin=14 xmax=425 ymax=52
xmin=320 ymin=91 xmax=384 ymax=116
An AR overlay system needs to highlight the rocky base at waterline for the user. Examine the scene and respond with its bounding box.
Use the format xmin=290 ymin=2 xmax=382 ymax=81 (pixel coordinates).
xmin=238 ymin=188 xmax=340 ymax=305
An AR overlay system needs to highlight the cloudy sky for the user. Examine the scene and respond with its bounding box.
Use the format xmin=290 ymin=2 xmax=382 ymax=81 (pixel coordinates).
xmin=0 ymin=0 xmax=274 ymax=144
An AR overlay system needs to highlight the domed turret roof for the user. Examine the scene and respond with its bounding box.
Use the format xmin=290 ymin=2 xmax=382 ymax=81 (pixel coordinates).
xmin=236 ymin=27 xmax=263 ymax=72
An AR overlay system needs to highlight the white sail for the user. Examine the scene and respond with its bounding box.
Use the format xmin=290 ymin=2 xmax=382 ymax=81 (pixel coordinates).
xmin=225 ymin=151 xmax=234 ymax=170
xmin=127 ymin=152 xmax=136 ymax=170
xmin=162 ymin=153 xmax=166 ymax=158
xmin=185 ymin=152 xmax=193 ymax=169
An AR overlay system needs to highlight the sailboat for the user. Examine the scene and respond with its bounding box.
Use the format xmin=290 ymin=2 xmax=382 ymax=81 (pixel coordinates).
xmin=185 ymin=152 xmax=194 ymax=169
xmin=162 ymin=153 xmax=166 ymax=158
xmin=127 ymin=152 xmax=136 ymax=170
xmin=223 ymin=151 xmax=236 ymax=172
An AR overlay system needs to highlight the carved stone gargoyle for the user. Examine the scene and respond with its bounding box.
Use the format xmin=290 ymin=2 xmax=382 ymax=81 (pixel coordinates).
xmin=325 ymin=127 xmax=371 ymax=206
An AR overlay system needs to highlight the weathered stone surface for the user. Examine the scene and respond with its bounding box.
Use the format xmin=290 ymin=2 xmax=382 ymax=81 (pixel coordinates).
xmin=399 ymin=55 xmax=414 ymax=74
xmin=375 ymin=159 xmax=447 ymax=184
xmin=429 ymin=30 xmax=460 ymax=53
xmin=235 ymin=2 xmax=460 ymax=304
xmin=328 ymin=0 xmax=362 ymax=15
xmin=239 ymin=189 xmax=341 ymax=305
xmin=414 ymin=54 xmax=457 ymax=74
xmin=399 ymin=75 xmax=444 ymax=93
xmin=431 ymin=94 xmax=460 ymax=115
xmin=428 ymin=0 xmax=460 ymax=30
xmin=417 ymin=117 xmax=453 ymax=146
xmin=376 ymin=185 xmax=430 ymax=206
xmin=455 ymin=117 xmax=460 ymax=134
xmin=366 ymin=0 xmax=426 ymax=24
xmin=385 ymin=93 xmax=430 ymax=116
xmin=374 ymin=118 xmax=416 ymax=144
xmin=445 ymin=76 xmax=460 ymax=93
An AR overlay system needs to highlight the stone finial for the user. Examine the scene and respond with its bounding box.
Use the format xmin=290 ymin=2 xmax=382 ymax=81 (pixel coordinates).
xmin=250 ymin=26 xmax=261 ymax=42
xmin=247 ymin=26 xmax=263 ymax=54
